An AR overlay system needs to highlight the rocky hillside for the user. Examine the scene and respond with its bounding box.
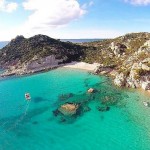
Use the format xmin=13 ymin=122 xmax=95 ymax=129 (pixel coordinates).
xmin=0 ymin=32 xmax=149 ymax=92
xmin=81 ymin=32 xmax=150 ymax=91
xmin=0 ymin=34 xmax=85 ymax=68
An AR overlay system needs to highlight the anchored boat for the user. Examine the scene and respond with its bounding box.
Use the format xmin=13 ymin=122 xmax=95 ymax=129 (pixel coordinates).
xmin=25 ymin=93 xmax=31 ymax=100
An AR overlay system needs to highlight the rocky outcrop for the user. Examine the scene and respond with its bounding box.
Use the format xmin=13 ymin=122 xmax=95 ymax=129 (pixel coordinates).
xmin=138 ymin=40 xmax=150 ymax=54
xmin=114 ymin=73 xmax=126 ymax=87
xmin=58 ymin=103 xmax=79 ymax=116
xmin=97 ymin=106 xmax=110 ymax=112
xmin=144 ymin=40 xmax=150 ymax=47
xmin=110 ymin=42 xmax=126 ymax=57
xmin=26 ymin=55 xmax=62 ymax=71
xmin=141 ymin=64 xmax=150 ymax=71
xmin=0 ymin=55 xmax=62 ymax=77
xmin=141 ymin=82 xmax=150 ymax=90
xmin=81 ymin=33 xmax=150 ymax=93
xmin=87 ymin=88 xmax=95 ymax=93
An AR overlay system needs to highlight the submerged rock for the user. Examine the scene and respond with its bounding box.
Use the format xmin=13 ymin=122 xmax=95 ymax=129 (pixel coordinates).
xmin=59 ymin=117 xmax=66 ymax=123
xmin=143 ymin=101 xmax=150 ymax=107
xmin=58 ymin=93 xmax=74 ymax=101
xmin=32 ymin=121 xmax=38 ymax=125
xmin=98 ymin=106 xmax=110 ymax=112
xmin=87 ymin=88 xmax=95 ymax=93
xmin=101 ymin=96 xmax=117 ymax=106
xmin=58 ymin=103 xmax=79 ymax=116
xmin=82 ymin=106 xmax=91 ymax=112
xmin=53 ymin=109 xmax=60 ymax=117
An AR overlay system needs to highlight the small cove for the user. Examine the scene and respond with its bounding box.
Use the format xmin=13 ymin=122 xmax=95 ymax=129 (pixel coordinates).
xmin=0 ymin=68 xmax=150 ymax=150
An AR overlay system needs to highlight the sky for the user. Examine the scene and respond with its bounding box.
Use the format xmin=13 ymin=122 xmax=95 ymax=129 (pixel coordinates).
xmin=0 ymin=0 xmax=150 ymax=40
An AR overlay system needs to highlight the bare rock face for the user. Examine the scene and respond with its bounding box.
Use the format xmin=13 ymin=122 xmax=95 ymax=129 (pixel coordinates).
xmin=126 ymin=77 xmax=140 ymax=88
xmin=141 ymin=82 xmax=150 ymax=90
xmin=144 ymin=40 xmax=150 ymax=47
xmin=110 ymin=42 xmax=127 ymax=56
xmin=58 ymin=103 xmax=79 ymax=116
xmin=27 ymin=55 xmax=62 ymax=70
xmin=141 ymin=64 xmax=150 ymax=71
xmin=138 ymin=40 xmax=150 ymax=54
xmin=129 ymin=63 xmax=140 ymax=80
xmin=142 ymin=58 xmax=150 ymax=63
xmin=114 ymin=73 xmax=126 ymax=87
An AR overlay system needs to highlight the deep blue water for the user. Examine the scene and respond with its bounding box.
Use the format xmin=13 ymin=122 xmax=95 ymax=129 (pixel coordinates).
xmin=0 ymin=68 xmax=150 ymax=150
xmin=61 ymin=39 xmax=103 ymax=43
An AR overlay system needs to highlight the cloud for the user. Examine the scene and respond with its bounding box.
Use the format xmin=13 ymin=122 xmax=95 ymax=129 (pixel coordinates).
xmin=0 ymin=26 xmax=123 ymax=41
xmin=82 ymin=1 xmax=94 ymax=9
xmin=0 ymin=0 xmax=92 ymax=40
xmin=22 ymin=0 xmax=86 ymax=30
xmin=124 ymin=0 xmax=150 ymax=5
xmin=0 ymin=0 xmax=18 ymax=12
xmin=89 ymin=1 xmax=94 ymax=6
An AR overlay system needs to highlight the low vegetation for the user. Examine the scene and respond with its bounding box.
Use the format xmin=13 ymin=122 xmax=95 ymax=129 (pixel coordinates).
xmin=0 ymin=35 xmax=86 ymax=67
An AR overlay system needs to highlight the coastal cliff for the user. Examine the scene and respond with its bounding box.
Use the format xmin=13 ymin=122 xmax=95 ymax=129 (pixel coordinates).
xmin=0 ymin=33 xmax=149 ymax=92
xmin=81 ymin=32 xmax=150 ymax=92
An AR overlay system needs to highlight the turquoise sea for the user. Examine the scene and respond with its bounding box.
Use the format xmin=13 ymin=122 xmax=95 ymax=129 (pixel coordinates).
xmin=0 ymin=68 xmax=150 ymax=150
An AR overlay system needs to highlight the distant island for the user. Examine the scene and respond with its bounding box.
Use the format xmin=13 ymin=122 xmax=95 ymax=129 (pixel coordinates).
xmin=61 ymin=39 xmax=102 ymax=43
xmin=0 ymin=32 xmax=149 ymax=92
xmin=0 ymin=41 xmax=9 ymax=49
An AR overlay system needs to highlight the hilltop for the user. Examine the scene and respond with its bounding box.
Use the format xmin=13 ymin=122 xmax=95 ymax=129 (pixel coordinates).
xmin=0 ymin=35 xmax=85 ymax=66
xmin=0 ymin=34 xmax=85 ymax=74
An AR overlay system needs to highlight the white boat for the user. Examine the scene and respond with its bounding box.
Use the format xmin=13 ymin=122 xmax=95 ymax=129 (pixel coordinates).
xmin=25 ymin=93 xmax=31 ymax=100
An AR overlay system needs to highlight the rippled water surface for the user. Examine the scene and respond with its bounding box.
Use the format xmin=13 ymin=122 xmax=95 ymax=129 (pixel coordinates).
xmin=0 ymin=68 xmax=150 ymax=150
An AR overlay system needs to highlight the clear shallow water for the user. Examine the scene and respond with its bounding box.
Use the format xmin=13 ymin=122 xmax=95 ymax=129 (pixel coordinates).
xmin=0 ymin=68 xmax=150 ymax=150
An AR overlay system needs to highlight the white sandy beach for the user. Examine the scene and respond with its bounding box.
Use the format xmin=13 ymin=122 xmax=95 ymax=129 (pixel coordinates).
xmin=63 ymin=61 xmax=100 ymax=72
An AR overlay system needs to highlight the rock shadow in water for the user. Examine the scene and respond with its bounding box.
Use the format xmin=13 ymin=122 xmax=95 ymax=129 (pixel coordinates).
xmin=84 ymin=78 xmax=90 ymax=87
xmin=32 ymin=121 xmax=38 ymax=125
xmin=52 ymin=100 xmax=91 ymax=124
xmin=52 ymin=80 xmax=128 ymax=124
xmin=0 ymin=106 xmax=49 ymax=131
xmin=95 ymin=82 xmax=128 ymax=108
xmin=33 ymin=97 xmax=50 ymax=103
xmin=58 ymin=93 xmax=74 ymax=101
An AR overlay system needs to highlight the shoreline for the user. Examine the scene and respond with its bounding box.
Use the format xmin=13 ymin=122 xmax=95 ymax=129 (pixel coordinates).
xmin=0 ymin=61 xmax=150 ymax=95
xmin=137 ymin=88 xmax=150 ymax=96
xmin=0 ymin=61 xmax=100 ymax=78
xmin=63 ymin=61 xmax=100 ymax=72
